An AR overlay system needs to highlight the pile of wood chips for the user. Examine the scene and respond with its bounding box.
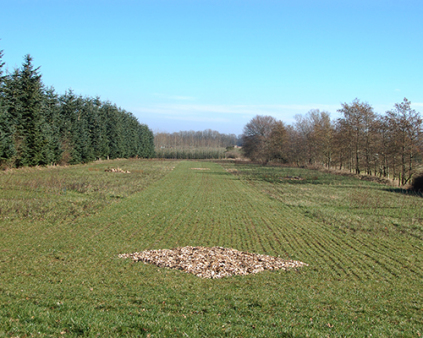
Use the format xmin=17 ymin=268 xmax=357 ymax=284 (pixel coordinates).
xmin=104 ymin=167 xmax=131 ymax=173
xmin=118 ymin=246 xmax=308 ymax=279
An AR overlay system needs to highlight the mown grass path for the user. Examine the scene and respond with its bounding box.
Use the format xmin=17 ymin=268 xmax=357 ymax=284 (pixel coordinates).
xmin=1 ymin=161 xmax=422 ymax=337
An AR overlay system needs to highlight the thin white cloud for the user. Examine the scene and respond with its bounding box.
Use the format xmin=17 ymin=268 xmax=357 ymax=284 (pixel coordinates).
xmin=132 ymin=103 xmax=341 ymax=120
xmin=137 ymin=101 xmax=423 ymax=119
xmin=130 ymin=103 xmax=350 ymax=128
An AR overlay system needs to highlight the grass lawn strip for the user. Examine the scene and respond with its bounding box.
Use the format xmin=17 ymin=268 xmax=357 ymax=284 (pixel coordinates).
xmin=0 ymin=160 xmax=422 ymax=337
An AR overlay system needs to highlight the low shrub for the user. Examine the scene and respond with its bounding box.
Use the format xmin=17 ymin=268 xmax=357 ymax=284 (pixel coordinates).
xmin=225 ymin=151 xmax=239 ymax=159
xmin=411 ymin=173 xmax=423 ymax=192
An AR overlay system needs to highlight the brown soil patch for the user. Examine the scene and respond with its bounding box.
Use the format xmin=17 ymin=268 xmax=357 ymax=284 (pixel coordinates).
xmin=119 ymin=246 xmax=308 ymax=279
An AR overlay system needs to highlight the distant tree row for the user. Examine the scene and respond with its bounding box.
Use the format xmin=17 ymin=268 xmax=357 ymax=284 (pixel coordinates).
xmin=154 ymin=129 xmax=239 ymax=159
xmin=242 ymin=98 xmax=423 ymax=185
xmin=0 ymin=51 xmax=155 ymax=168
xmin=154 ymin=129 xmax=238 ymax=149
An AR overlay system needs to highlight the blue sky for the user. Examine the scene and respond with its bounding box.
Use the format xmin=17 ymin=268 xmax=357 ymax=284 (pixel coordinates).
xmin=1 ymin=0 xmax=422 ymax=135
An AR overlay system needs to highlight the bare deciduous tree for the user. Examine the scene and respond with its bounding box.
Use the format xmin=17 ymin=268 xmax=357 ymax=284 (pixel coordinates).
xmin=242 ymin=115 xmax=287 ymax=163
xmin=337 ymin=99 xmax=375 ymax=174
xmin=386 ymin=98 xmax=423 ymax=185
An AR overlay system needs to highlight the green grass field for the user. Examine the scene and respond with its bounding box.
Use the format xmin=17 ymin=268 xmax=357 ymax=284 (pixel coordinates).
xmin=1 ymin=160 xmax=422 ymax=337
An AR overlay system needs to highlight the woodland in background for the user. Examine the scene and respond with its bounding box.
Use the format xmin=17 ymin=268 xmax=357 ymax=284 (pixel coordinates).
xmin=242 ymin=99 xmax=423 ymax=186
xmin=154 ymin=130 xmax=239 ymax=159
xmin=154 ymin=130 xmax=238 ymax=149
xmin=0 ymin=51 xmax=155 ymax=168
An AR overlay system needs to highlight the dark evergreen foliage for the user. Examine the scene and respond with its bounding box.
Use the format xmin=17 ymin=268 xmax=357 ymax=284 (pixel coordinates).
xmin=0 ymin=51 xmax=155 ymax=168
xmin=0 ymin=49 xmax=17 ymax=163
xmin=0 ymin=102 xmax=16 ymax=163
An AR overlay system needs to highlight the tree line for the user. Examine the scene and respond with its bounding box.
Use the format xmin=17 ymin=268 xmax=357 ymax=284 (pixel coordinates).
xmin=0 ymin=51 xmax=155 ymax=168
xmin=242 ymin=98 xmax=423 ymax=185
xmin=154 ymin=129 xmax=238 ymax=149
xmin=154 ymin=130 xmax=239 ymax=159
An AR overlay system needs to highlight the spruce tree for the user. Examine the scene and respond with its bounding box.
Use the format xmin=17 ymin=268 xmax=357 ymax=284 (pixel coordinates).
xmin=68 ymin=95 xmax=85 ymax=164
xmin=1 ymin=49 xmax=156 ymax=166
xmin=0 ymin=49 xmax=17 ymax=165
xmin=138 ymin=124 xmax=155 ymax=158
xmin=42 ymin=87 xmax=63 ymax=164
xmin=91 ymin=98 xmax=109 ymax=160
xmin=102 ymin=103 xmax=125 ymax=159
xmin=0 ymin=84 xmax=17 ymax=164
xmin=58 ymin=90 xmax=79 ymax=164
xmin=16 ymin=55 xmax=49 ymax=166
xmin=76 ymin=98 xmax=95 ymax=163
xmin=1 ymin=58 xmax=22 ymax=166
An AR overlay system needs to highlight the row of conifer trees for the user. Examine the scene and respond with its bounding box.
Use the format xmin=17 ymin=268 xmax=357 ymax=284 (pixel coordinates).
xmin=0 ymin=51 xmax=155 ymax=168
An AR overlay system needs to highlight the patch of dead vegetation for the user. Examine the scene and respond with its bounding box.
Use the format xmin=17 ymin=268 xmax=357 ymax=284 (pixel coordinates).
xmin=104 ymin=167 xmax=131 ymax=173
xmin=119 ymin=246 xmax=308 ymax=279
xmin=321 ymin=168 xmax=397 ymax=186
xmin=280 ymin=176 xmax=303 ymax=181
